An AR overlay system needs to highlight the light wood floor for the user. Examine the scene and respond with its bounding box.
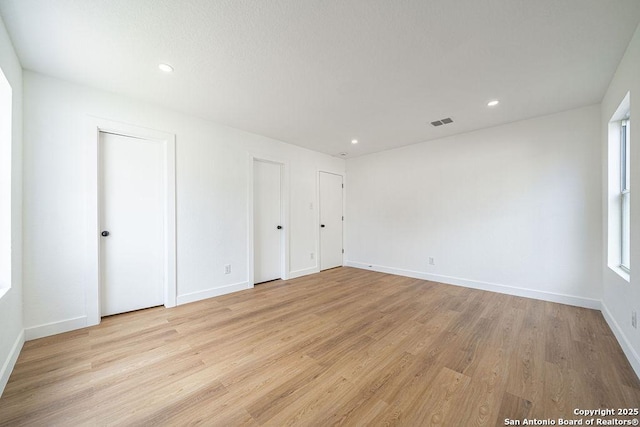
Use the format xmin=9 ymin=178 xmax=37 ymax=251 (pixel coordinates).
xmin=1 ymin=267 xmax=639 ymax=426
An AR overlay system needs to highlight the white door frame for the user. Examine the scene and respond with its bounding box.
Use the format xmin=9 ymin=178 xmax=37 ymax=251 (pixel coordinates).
xmin=86 ymin=117 xmax=176 ymax=326
xmin=317 ymin=170 xmax=345 ymax=270
xmin=247 ymin=154 xmax=289 ymax=286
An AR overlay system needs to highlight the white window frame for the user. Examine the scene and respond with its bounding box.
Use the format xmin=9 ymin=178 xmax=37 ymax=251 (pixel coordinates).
xmin=0 ymin=66 xmax=12 ymax=299
xmin=607 ymin=92 xmax=630 ymax=281
xmin=620 ymin=119 xmax=630 ymax=273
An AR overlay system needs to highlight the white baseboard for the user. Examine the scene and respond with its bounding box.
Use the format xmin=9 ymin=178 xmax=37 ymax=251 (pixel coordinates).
xmin=601 ymin=302 xmax=640 ymax=379
xmin=25 ymin=316 xmax=88 ymax=341
xmin=347 ymin=261 xmax=640 ymax=379
xmin=345 ymin=261 xmax=601 ymax=310
xmin=288 ymin=266 xmax=319 ymax=280
xmin=0 ymin=329 xmax=24 ymax=397
xmin=177 ymin=281 xmax=249 ymax=305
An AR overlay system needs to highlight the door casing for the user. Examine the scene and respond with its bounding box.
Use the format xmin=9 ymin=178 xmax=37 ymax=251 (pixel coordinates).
xmin=253 ymin=159 xmax=284 ymax=284
xmin=248 ymin=154 xmax=289 ymax=287
xmin=86 ymin=118 xmax=176 ymax=326
xmin=318 ymin=171 xmax=344 ymax=271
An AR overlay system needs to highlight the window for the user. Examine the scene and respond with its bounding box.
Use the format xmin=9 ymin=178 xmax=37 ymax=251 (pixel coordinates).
xmin=0 ymin=66 xmax=11 ymax=296
xmin=621 ymin=119 xmax=630 ymax=272
xmin=608 ymin=92 xmax=630 ymax=280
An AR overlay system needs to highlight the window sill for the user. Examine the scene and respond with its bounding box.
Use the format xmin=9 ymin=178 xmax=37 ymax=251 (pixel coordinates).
xmin=0 ymin=287 xmax=9 ymax=301
xmin=609 ymin=265 xmax=630 ymax=283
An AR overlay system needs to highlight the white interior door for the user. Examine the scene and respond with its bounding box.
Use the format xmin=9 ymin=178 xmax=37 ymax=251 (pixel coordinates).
xmin=320 ymin=172 xmax=343 ymax=270
xmin=254 ymin=160 xmax=283 ymax=283
xmin=100 ymin=132 xmax=164 ymax=316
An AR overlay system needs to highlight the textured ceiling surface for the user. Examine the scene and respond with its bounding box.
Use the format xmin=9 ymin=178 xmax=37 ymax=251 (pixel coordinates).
xmin=1 ymin=0 xmax=639 ymax=157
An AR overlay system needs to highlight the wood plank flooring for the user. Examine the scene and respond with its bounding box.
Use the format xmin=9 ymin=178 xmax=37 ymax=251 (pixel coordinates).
xmin=1 ymin=267 xmax=639 ymax=426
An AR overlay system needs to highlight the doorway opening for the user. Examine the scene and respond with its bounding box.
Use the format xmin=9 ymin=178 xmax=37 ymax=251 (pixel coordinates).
xmin=86 ymin=119 xmax=176 ymax=327
xmin=319 ymin=171 xmax=344 ymax=271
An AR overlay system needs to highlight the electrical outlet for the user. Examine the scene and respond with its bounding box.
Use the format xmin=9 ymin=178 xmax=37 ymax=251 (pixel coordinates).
xmin=224 ymin=264 xmax=231 ymax=275
xmin=632 ymin=311 xmax=637 ymax=329
xmin=428 ymin=257 xmax=435 ymax=266
xmin=310 ymin=252 xmax=314 ymax=260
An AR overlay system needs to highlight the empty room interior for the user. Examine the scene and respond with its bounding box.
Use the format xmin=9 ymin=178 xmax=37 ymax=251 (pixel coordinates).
xmin=1 ymin=0 xmax=640 ymax=425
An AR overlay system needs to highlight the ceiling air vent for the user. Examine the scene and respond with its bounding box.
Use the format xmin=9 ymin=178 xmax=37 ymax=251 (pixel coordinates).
xmin=431 ymin=117 xmax=454 ymax=127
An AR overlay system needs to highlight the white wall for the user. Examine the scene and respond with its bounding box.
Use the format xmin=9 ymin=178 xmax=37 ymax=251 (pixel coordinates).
xmin=346 ymin=105 xmax=602 ymax=308
xmin=601 ymin=24 xmax=640 ymax=376
xmin=22 ymin=71 xmax=344 ymax=337
xmin=0 ymin=15 xmax=23 ymax=395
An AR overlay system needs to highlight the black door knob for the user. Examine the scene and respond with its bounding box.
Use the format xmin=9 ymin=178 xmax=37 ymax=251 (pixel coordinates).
xmin=101 ymin=231 xmax=110 ymax=237
xmin=277 ymin=225 xmax=282 ymax=229
xmin=320 ymin=224 xmax=325 ymax=228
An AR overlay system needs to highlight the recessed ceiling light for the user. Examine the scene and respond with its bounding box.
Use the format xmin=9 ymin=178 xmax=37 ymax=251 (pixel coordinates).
xmin=158 ymin=63 xmax=174 ymax=73
xmin=487 ymin=100 xmax=499 ymax=107
xmin=351 ymin=139 xmax=358 ymax=144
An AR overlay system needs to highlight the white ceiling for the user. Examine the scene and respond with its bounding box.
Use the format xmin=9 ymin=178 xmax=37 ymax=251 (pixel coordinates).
xmin=1 ymin=0 xmax=639 ymax=158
